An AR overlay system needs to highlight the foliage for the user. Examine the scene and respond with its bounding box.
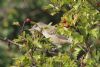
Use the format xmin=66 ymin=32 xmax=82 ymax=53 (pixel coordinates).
xmin=0 ymin=0 xmax=48 ymax=67
xmin=11 ymin=0 xmax=100 ymax=67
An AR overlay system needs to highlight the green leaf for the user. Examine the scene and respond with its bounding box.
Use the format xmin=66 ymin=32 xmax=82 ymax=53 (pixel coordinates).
xmin=33 ymin=39 xmax=42 ymax=48
xmin=72 ymin=32 xmax=83 ymax=44
xmin=90 ymin=28 xmax=99 ymax=38
xmin=73 ymin=48 xmax=81 ymax=59
xmin=50 ymin=0 xmax=58 ymax=3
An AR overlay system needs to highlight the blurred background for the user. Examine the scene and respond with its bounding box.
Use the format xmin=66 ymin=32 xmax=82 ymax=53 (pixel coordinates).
xmin=0 ymin=0 xmax=99 ymax=67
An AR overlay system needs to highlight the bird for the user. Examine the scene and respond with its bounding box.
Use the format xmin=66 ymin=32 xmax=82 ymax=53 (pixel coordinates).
xmin=29 ymin=22 xmax=72 ymax=46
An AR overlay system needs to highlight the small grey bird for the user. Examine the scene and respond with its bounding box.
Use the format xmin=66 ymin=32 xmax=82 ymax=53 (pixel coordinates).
xmin=29 ymin=22 xmax=72 ymax=46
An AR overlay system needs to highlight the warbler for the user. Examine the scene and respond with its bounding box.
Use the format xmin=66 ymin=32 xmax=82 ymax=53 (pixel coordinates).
xmin=29 ymin=22 xmax=72 ymax=46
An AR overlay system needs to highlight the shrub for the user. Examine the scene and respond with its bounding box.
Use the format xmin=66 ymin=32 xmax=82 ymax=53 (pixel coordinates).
xmin=12 ymin=0 xmax=100 ymax=67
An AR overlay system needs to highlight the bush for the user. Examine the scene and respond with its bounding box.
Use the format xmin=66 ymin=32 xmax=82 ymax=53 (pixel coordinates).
xmin=12 ymin=0 xmax=100 ymax=67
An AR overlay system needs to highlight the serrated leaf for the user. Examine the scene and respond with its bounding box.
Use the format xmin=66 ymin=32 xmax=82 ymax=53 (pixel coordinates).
xmin=72 ymin=32 xmax=83 ymax=44
xmin=73 ymin=48 xmax=81 ymax=59
xmin=90 ymin=28 xmax=99 ymax=38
